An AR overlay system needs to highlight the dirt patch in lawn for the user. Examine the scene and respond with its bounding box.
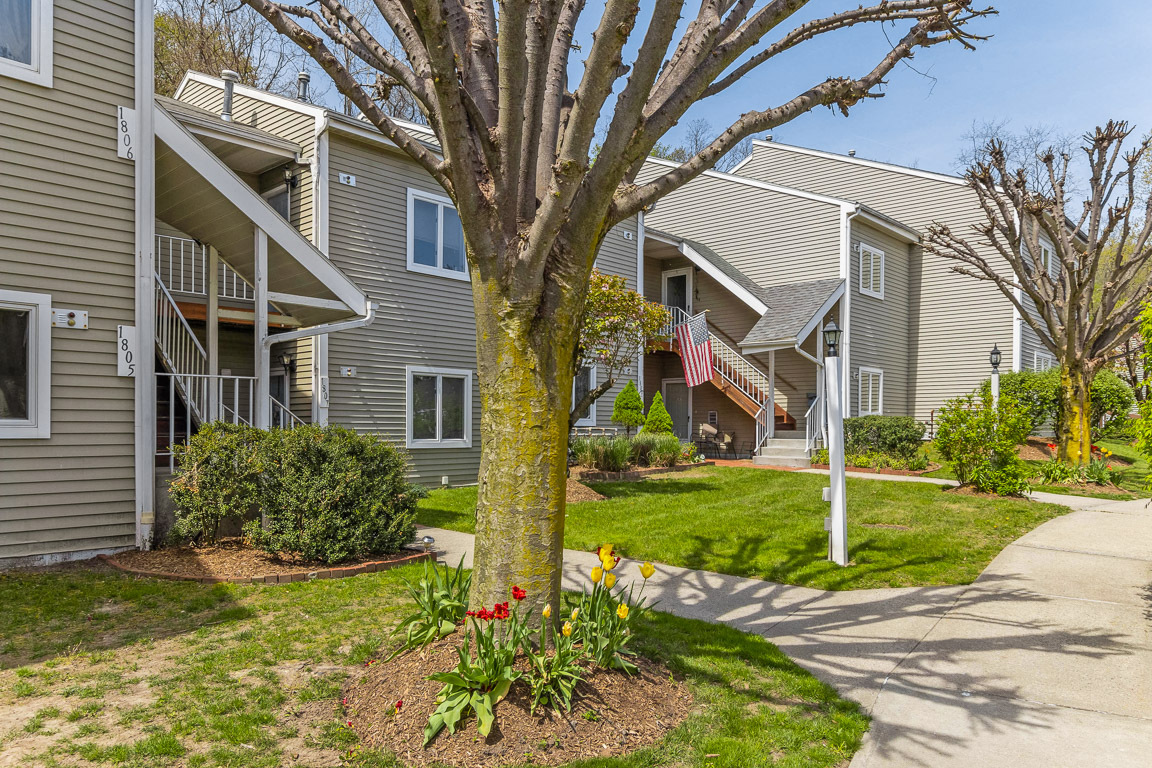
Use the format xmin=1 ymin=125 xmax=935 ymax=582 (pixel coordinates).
xmin=109 ymin=539 xmax=425 ymax=580
xmin=345 ymin=638 xmax=691 ymax=767
xmin=566 ymin=478 xmax=606 ymax=504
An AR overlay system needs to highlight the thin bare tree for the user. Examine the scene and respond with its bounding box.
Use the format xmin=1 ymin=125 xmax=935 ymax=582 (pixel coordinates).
xmin=926 ymin=122 xmax=1152 ymax=465
xmin=236 ymin=0 xmax=995 ymax=613
xmin=155 ymin=0 xmax=307 ymax=96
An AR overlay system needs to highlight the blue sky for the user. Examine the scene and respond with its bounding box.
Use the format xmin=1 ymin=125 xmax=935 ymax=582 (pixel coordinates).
xmin=650 ymin=0 xmax=1152 ymax=174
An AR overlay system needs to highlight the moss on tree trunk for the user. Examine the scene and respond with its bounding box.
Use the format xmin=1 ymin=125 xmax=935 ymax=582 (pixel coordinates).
xmin=1058 ymin=363 xmax=1093 ymax=466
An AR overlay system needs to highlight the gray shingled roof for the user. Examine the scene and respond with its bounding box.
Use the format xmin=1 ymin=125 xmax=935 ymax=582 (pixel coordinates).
xmin=739 ymin=278 xmax=844 ymax=348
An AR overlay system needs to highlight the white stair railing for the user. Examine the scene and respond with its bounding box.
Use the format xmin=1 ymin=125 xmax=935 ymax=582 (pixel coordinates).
xmin=270 ymin=396 xmax=306 ymax=429
xmin=156 ymin=234 xmax=255 ymax=301
xmin=805 ymin=396 xmax=824 ymax=453
xmin=155 ymin=274 xmax=209 ymax=420
xmin=156 ymin=373 xmax=256 ymax=470
xmin=664 ymin=305 xmax=777 ymax=450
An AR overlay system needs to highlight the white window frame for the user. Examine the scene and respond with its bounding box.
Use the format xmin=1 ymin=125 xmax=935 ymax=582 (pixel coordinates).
xmin=859 ymin=244 xmax=885 ymax=300
xmin=858 ymin=366 xmax=883 ymax=416
xmin=0 ymin=289 xmax=51 ymax=438
xmin=0 ymin=0 xmax=53 ymax=87
xmin=406 ymin=188 xmax=469 ymax=282
xmin=405 ymin=365 xmax=472 ymax=448
xmin=1033 ymin=351 xmax=1056 ymax=372
xmin=572 ymin=365 xmax=597 ymax=428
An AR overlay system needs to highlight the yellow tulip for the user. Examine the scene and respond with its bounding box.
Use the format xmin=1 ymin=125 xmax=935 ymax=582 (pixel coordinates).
xmin=570 ymin=608 xmax=580 ymax=621
xmin=604 ymin=572 xmax=616 ymax=589
xmin=598 ymin=544 xmax=614 ymax=561
xmin=562 ymin=621 xmax=573 ymax=637
xmin=590 ymin=566 xmax=603 ymax=584
xmin=639 ymin=561 xmax=655 ymax=579
xmin=542 ymin=603 xmax=552 ymax=619
xmin=616 ymin=603 xmax=629 ymax=620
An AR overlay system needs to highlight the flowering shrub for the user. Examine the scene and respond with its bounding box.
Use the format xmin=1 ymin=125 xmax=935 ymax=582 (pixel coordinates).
xmin=571 ymin=545 xmax=656 ymax=673
xmin=423 ymin=588 xmax=527 ymax=745
xmin=391 ymin=557 xmax=471 ymax=656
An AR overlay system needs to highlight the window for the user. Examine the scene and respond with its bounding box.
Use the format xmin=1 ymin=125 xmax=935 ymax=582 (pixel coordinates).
xmin=858 ymin=367 xmax=883 ymax=416
xmin=262 ymin=184 xmax=290 ymax=222
xmin=406 ymin=366 xmax=472 ymax=448
xmin=407 ymin=188 xmax=468 ymax=280
xmin=572 ymin=366 xmax=596 ymax=428
xmin=1033 ymin=351 xmax=1056 ymax=372
xmin=859 ymin=244 xmax=884 ymax=299
xmin=0 ymin=289 xmax=51 ymax=438
xmin=0 ymin=0 xmax=53 ymax=87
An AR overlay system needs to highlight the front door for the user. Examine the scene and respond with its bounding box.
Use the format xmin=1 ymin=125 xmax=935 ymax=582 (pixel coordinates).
xmin=662 ymin=268 xmax=692 ymax=316
xmin=662 ymin=379 xmax=691 ymax=440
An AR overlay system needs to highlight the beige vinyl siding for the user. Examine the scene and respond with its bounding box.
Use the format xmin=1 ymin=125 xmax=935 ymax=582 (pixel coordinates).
xmin=636 ymin=162 xmax=843 ymax=286
xmin=849 ymin=221 xmax=912 ymax=417
xmin=738 ymin=145 xmax=1016 ymax=424
xmin=0 ymin=0 xmax=137 ymax=563
xmin=177 ymin=79 xmax=317 ymax=242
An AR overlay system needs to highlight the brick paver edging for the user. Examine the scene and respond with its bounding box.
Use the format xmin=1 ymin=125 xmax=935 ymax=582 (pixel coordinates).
xmin=574 ymin=460 xmax=715 ymax=482
xmin=97 ymin=549 xmax=433 ymax=585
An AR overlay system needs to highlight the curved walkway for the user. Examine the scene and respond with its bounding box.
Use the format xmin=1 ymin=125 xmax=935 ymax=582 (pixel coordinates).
xmin=418 ymin=490 xmax=1152 ymax=767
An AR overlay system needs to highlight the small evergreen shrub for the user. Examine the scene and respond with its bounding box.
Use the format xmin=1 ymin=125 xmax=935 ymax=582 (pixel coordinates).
xmin=935 ymin=391 xmax=1032 ymax=496
xmin=169 ymin=422 xmax=263 ymax=545
xmin=641 ymin=392 xmax=675 ymax=435
xmin=611 ymin=381 xmax=645 ymax=436
xmin=245 ymin=425 xmax=421 ymax=564
xmin=843 ymin=415 xmax=926 ymax=460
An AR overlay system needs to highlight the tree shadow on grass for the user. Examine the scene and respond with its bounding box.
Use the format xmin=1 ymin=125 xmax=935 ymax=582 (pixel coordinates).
xmin=582 ymin=479 xmax=724 ymax=500
xmin=0 ymin=562 xmax=252 ymax=669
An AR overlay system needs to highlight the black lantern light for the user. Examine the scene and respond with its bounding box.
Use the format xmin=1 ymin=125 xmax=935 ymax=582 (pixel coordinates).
xmin=823 ymin=319 xmax=842 ymax=358
xmin=989 ymin=343 xmax=1002 ymax=373
xmin=279 ymin=353 xmax=296 ymax=377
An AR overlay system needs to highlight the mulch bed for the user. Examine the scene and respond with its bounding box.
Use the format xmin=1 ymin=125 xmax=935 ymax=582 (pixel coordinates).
xmin=346 ymin=637 xmax=691 ymax=767
xmin=573 ymin=461 xmax=713 ymax=483
xmin=102 ymin=539 xmax=431 ymax=584
xmin=1017 ymin=437 xmax=1132 ymax=466
xmin=566 ymin=478 xmax=606 ymax=503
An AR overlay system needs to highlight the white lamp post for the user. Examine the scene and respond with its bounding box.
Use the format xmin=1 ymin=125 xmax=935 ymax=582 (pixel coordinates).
xmin=990 ymin=344 xmax=1002 ymax=409
xmin=823 ymin=320 xmax=848 ymax=567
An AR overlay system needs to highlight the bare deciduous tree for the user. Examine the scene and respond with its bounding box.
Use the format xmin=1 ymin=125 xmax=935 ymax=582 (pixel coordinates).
xmin=237 ymin=0 xmax=995 ymax=614
xmin=155 ymin=0 xmax=307 ymax=96
xmin=650 ymin=118 xmax=754 ymax=172
xmin=927 ymin=122 xmax=1152 ymax=465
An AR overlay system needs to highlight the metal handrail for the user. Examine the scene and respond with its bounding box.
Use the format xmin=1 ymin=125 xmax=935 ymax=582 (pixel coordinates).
xmin=270 ymin=396 xmax=306 ymax=428
xmin=155 ymin=234 xmax=255 ymax=300
xmin=805 ymin=396 xmax=824 ymax=453
xmin=156 ymin=373 xmax=256 ymax=470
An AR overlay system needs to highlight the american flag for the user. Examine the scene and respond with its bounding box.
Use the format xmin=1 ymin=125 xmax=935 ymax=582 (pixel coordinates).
xmin=675 ymin=311 xmax=713 ymax=387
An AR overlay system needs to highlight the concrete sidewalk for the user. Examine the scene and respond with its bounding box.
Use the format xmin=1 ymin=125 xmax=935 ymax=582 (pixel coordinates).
xmin=419 ymin=492 xmax=1152 ymax=767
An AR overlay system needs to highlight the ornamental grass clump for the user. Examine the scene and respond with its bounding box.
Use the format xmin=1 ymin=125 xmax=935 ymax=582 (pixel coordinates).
xmin=573 ymin=545 xmax=657 ymax=673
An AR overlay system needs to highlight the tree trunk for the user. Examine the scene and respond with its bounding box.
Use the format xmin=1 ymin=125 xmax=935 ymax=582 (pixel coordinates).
xmin=1058 ymin=362 xmax=1093 ymax=465
xmin=468 ymin=240 xmax=591 ymax=622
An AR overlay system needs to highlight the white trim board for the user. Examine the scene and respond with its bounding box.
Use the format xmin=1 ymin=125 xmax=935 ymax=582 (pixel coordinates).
xmin=660 ymin=267 xmax=694 ymax=314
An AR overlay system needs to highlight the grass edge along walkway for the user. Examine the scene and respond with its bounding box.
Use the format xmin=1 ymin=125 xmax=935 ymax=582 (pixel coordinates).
xmin=417 ymin=465 xmax=1070 ymax=591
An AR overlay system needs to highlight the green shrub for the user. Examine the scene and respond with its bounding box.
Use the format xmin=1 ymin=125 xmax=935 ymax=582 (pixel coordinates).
xmin=980 ymin=369 xmax=1059 ymax=433
xmin=611 ymin=381 xmax=645 ymax=436
xmin=812 ymin=447 xmax=829 ymax=465
xmin=935 ymin=391 xmax=1031 ymax=496
xmin=243 ymin=425 xmax=421 ymax=564
xmin=627 ymin=432 xmax=658 ymax=466
xmin=570 ymin=436 xmax=631 ymax=472
xmin=646 ymin=434 xmax=682 ymax=468
xmin=1037 ymin=458 xmax=1084 ymax=485
xmin=641 ymin=392 xmax=675 ymax=435
xmin=1089 ymin=369 xmax=1136 ymax=439
xmin=169 ymin=422 xmax=264 ymax=545
xmin=843 ymin=415 xmax=926 ymax=460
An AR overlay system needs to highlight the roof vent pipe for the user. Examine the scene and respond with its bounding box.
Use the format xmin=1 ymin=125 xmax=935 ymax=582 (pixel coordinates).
xmin=220 ymin=69 xmax=239 ymax=122
xmin=848 ymin=149 xmax=856 ymax=157
xmin=765 ymin=134 xmax=773 ymax=142
xmin=296 ymin=71 xmax=311 ymax=102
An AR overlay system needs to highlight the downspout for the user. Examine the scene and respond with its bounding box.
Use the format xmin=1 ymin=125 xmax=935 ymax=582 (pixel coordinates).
xmin=264 ymin=301 xmax=377 ymax=350
xmin=840 ymin=205 xmax=862 ymax=414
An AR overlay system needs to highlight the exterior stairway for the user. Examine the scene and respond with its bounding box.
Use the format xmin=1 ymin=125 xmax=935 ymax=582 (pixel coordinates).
xmin=753 ymin=430 xmax=812 ymax=468
xmin=663 ymin=308 xmax=805 ymax=454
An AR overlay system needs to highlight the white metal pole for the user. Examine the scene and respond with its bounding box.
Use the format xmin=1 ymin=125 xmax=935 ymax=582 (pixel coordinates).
xmin=826 ymin=354 xmax=848 ymax=566
xmin=207 ymin=245 xmax=220 ymax=421
xmin=254 ymin=227 xmax=271 ymax=429
xmin=991 ymin=368 xmax=1000 ymax=409
xmin=768 ymin=349 xmax=776 ymax=440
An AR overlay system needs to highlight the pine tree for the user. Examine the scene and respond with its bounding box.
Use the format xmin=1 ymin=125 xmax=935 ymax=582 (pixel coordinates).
xmin=642 ymin=392 xmax=675 ymax=435
xmin=611 ymin=381 xmax=645 ymax=436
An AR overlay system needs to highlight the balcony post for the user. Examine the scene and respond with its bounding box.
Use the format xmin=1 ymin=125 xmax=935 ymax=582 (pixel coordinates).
xmin=768 ymin=349 xmax=776 ymax=440
xmin=207 ymin=245 xmax=220 ymax=421
xmin=254 ymin=227 xmax=271 ymax=429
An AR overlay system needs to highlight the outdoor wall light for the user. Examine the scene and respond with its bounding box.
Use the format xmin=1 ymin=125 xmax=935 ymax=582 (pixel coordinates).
xmin=989 ymin=343 xmax=1002 ymax=372
xmin=283 ymin=165 xmax=300 ymax=189
xmin=823 ymin=319 xmax=842 ymax=358
xmin=280 ymin=353 xmax=296 ymax=376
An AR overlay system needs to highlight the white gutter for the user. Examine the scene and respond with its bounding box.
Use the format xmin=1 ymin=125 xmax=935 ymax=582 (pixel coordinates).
xmin=264 ymin=301 xmax=377 ymax=350
xmin=794 ymin=344 xmax=823 ymax=367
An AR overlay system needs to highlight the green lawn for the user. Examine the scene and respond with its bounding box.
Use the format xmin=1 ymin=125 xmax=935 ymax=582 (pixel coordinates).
xmin=418 ymin=466 xmax=1068 ymax=590
xmin=0 ymin=563 xmax=866 ymax=768
xmin=924 ymin=438 xmax=1150 ymax=497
